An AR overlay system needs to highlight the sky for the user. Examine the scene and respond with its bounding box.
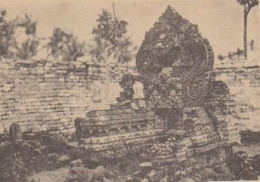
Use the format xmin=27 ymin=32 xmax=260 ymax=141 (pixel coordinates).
xmin=0 ymin=0 xmax=259 ymax=62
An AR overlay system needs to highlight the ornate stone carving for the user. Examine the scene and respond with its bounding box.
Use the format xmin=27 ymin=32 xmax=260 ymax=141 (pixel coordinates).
xmin=136 ymin=6 xmax=214 ymax=107
xmin=75 ymin=8 xmax=239 ymax=174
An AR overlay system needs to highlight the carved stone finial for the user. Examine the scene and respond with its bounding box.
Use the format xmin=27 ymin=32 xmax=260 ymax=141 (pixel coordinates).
xmin=136 ymin=6 xmax=214 ymax=107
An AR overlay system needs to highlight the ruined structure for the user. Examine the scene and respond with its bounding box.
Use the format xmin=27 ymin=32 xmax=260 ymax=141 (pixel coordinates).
xmin=75 ymin=74 xmax=165 ymax=155
xmin=75 ymin=6 xmax=240 ymax=181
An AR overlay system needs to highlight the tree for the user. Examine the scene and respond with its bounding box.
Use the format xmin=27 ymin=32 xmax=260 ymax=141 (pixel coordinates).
xmin=0 ymin=10 xmax=40 ymax=60
xmin=13 ymin=14 xmax=39 ymax=60
xmin=237 ymin=0 xmax=259 ymax=60
xmin=0 ymin=9 xmax=18 ymax=58
xmin=46 ymin=28 xmax=86 ymax=61
xmin=90 ymin=6 xmax=136 ymax=64
xmin=89 ymin=5 xmax=137 ymax=100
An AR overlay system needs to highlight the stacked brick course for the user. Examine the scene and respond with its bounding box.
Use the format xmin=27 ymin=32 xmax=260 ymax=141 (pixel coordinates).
xmin=0 ymin=58 xmax=135 ymax=138
xmin=215 ymin=67 xmax=260 ymax=87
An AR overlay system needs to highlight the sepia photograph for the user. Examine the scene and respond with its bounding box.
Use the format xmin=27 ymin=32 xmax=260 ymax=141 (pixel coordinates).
xmin=0 ymin=0 xmax=259 ymax=181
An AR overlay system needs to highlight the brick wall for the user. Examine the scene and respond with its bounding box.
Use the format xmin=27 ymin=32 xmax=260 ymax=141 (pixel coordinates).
xmin=214 ymin=67 xmax=260 ymax=107
xmin=0 ymin=58 xmax=136 ymax=137
xmin=2 ymin=58 xmax=258 ymax=138
xmin=214 ymin=67 xmax=260 ymax=132
xmin=214 ymin=67 xmax=260 ymax=87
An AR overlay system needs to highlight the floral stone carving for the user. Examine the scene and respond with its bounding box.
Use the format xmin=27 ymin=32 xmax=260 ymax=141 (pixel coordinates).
xmin=136 ymin=6 xmax=214 ymax=107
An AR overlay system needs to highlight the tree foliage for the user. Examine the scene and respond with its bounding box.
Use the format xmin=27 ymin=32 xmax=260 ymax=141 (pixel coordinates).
xmin=46 ymin=28 xmax=86 ymax=61
xmin=92 ymin=8 xmax=127 ymax=47
xmin=89 ymin=8 xmax=136 ymax=64
xmin=14 ymin=38 xmax=39 ymax=60
xmin=18 ymin=14 xmax=37 ymax=36
xmin=0 ymin=10 xmax=39 ymax=60
xmin=218 ymin=48 xmax=245 ymax=61
xmin=1 ymin=7 xmax=136 ymax=62
xmin=1 ymin=9 xmax=86 ymax=61
xmin=0 ymin=9 xmax=18 ymax=57
xmin=13 ymin=15 xmax=39 ymax=60
xmin=237 ymin=0 xmax=259 ymax=9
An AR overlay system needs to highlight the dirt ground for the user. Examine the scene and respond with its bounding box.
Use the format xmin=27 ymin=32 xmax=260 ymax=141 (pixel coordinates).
xmin=27 ymin=168 xmax=70 ymax=182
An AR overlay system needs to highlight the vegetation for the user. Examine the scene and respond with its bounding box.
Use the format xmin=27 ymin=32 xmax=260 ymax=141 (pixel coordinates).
xmin=237 ymin=0 xmax=259 ymax=59
xmin=14 ymin=15 xmax=39 ymax=60
xmin=88 ymin=5 xmax=137 ymax=100
xmin=0 ymin=9 xmax=18 ymax=58
xmin=89 ymin=6 xmax=136 ymax=64
xmin=0 ymin=7 xmax=136 ymax=63
xmin=218 ymin=48 xmax=245 ymax=61
xmin=0 ymin=10 xmax=39 ymax=60
xmin=46 ymin=28 xmax=86 ymax=61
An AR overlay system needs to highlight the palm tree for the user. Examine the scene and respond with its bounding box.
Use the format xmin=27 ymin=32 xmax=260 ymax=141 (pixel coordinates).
xmin=14 ymin=14 xmax=39 ymax=60
xmin=0 ymin=9 xmax=19 ymax=58
xmin=46 ymin=28 xmax=86 ymax=61
xmin=237 ymin=0 xmax=259 ymax=60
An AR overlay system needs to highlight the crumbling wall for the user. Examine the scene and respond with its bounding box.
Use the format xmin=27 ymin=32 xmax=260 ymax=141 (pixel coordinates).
xmin=0 ymin=58 xmax=135 ymax=137
xmin=214 ymin=67 xmax=260 ymax=131
xmin=214 ymin=67 xmax=260 ymax=87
